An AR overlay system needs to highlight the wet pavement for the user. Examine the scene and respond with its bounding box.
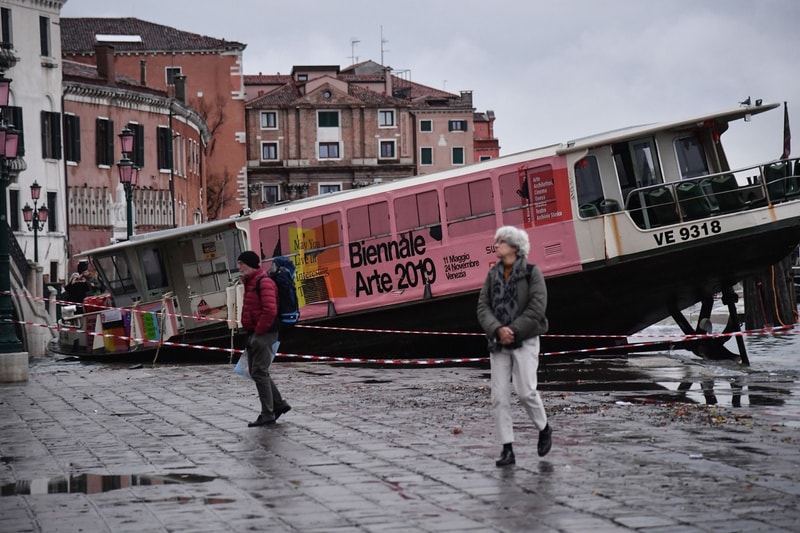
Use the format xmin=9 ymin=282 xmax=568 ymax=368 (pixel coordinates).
xmin=1 ymin=347 xmax=800 ymax=532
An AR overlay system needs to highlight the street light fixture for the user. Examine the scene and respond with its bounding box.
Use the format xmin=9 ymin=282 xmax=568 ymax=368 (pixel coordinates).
xmin=21 ymin=181 xmax=48 ymax=263
xmin=116 ymin=127 xmax=138 ymax=239
xmin=0 ymin=72 xmax=23 ymax=352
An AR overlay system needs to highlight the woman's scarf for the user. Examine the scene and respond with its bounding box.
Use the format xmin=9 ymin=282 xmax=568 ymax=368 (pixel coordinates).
xmin=491 ymin=258 xmax=524 ymax=327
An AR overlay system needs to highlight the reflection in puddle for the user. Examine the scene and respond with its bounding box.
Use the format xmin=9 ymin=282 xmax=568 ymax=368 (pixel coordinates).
xmin=1 ymin=473 xmax=215 ymax=496
xmin=536 ymin=352 xmax=799 ymax=418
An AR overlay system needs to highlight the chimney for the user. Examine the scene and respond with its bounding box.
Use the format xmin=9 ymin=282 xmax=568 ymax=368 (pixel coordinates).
xmin=174 ymin=74 xmax=187 ymax=103
xmin=460 ymin=90 xmax=473 ymax=106
xmin=384 ymin=66 xmax=393 ymax=96
xmin=140 ymin=60 xmax=147 ymax=85
xmin=94 ymin=43 xmax=116 ymax=83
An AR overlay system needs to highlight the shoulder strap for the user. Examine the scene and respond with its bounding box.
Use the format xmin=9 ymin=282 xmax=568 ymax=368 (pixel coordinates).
xmin=526 ymin=264 xmax=534 ymax=280
xmin=253 ymin=274 xmax=267 ymax=300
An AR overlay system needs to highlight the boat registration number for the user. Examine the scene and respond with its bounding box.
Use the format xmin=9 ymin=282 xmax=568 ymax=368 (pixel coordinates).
xmin=653 ymin=220 xmax=722 ymax=246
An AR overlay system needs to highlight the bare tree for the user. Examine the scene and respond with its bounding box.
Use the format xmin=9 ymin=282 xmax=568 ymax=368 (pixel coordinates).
xmin=206 ymin=169 xmax=238 ymax=221
xmin=191 ymin=94 xmax=232 ymax=219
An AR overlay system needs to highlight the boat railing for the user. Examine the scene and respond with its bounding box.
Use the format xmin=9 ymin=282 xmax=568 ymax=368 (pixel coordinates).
xmin=622 ymin=158 xmax=800 ymax=230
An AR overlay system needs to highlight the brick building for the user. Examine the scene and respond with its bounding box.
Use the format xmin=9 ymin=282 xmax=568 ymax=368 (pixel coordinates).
xmin=61 ymin=18 xmax=247 ymax=220
xmin=62 ymin=47 xmax=209 ymax=261
xmin=243 ymin=60 xmax=498 ymax=208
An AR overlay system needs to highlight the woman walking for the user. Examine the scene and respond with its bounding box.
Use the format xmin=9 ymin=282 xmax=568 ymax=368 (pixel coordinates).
xmin=477 ymin=226 xmax=552 ymax=466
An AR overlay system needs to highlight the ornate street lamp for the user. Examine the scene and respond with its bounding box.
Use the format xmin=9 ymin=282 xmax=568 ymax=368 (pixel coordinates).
xmin=21 ymin=181 xmax=48 ymax=263
xmin=116 ymin=127 xmax=138 ymax=239
xmin=0 ymin=86 xmax=23 ymax=352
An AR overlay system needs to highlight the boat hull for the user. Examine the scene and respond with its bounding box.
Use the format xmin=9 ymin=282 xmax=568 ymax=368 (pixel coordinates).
xmin=60 ymin=216 xmax=799 ymax=362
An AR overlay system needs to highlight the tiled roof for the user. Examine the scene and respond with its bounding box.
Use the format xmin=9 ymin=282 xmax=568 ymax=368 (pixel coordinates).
xmin=244 ymin=74 xmax=293 ymax=85
xmin=62 ymin=59 xmax=137 ymax=85
xmin=246 ymin=82 xmax=302 ymax=107
xmin=348 ymin=84 xmax=407 ymax=106
xmin=62 ymin=59 xmax=166 ymax=96
xmin=61 ymin=18 xmax=246 ymax=54
xmin=245 ymin=80 xmax=408 ymax=108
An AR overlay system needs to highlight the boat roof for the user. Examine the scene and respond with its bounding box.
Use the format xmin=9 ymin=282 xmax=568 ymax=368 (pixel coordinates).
xmin=246 ymin=102 xmax=781 ymax=220
xmin=77 ymin=102 xmax=781 ymax=255
xmin=77 ymin=216 xmax=250 ymax=258
xmin=556 ymin=102 xmax=779 ymax=155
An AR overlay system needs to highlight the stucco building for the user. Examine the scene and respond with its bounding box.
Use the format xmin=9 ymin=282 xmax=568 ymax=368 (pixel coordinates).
xmin=1 ymin=0 xmax=67 ymax=283
xmin=61 ymin=17 xmax=247 ymax=221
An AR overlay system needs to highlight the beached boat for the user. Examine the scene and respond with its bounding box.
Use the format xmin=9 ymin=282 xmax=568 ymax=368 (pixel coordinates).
xmin=53 ymin=102 xmax=800 ymax=361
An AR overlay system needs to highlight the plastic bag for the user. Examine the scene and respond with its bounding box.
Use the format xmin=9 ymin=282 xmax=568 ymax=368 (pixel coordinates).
xmin=234 ymin=350 xmax=252 ymax=379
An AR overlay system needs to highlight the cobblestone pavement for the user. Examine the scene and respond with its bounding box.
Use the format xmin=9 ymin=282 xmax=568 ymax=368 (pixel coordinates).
xmin=1 ymin=356 xmax=799 ymax=532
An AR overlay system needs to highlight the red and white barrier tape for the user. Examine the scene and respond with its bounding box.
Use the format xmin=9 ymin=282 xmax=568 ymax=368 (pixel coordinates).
xmin=6 ymin=289 xmax=798 ymax=364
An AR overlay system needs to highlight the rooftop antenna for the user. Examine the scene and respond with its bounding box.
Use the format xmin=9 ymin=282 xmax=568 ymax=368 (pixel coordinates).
xmin=380 ymin=26 xmax=389 ymax=65
xmin=350 ymin=37 xmax=360 ymax=65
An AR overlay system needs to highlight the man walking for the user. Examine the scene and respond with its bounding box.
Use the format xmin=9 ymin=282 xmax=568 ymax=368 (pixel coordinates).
xmin=237 ymin=251 xmax=291 ymax=427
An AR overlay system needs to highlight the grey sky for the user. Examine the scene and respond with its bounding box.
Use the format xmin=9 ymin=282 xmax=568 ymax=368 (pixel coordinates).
xmin=61 ymin=0 xmax=800 ymax=169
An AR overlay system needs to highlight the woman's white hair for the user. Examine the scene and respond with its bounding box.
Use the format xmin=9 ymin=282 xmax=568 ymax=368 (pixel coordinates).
xmin=494 ymin=226 xmax=530 ymax=258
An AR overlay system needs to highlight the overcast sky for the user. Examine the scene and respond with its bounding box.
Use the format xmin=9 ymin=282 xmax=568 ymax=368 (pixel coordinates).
xmin=61 ymin=0 xmax=799 ymax=169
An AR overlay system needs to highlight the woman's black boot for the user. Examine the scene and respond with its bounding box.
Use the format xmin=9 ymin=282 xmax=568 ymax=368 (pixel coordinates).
xmin=496 ymin=443 xmax=515 ymax=467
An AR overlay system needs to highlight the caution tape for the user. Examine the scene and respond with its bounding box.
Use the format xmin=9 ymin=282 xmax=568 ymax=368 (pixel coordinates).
xmin=5 ymin=289 xmax=799 ymax=364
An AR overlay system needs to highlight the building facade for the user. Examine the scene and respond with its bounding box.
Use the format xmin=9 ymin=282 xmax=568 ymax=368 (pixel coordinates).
xmin=1 ymin=0 xmax=68 ymax=283
xmin=61 ymin=17 xmax=247 ymax=221
xmin=244 ymin=61 xmax=498 ymax=209
xmin=62 ymin=46 xmax=209 ymax=265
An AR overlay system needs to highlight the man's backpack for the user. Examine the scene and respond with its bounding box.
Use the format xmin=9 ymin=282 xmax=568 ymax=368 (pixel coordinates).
xmin=254 ymin=256 xmax=300 ymax=328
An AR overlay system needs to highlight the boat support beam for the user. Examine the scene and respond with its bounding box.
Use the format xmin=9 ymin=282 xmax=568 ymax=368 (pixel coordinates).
xmin=668 ymin=286 xmax=749 ymax=365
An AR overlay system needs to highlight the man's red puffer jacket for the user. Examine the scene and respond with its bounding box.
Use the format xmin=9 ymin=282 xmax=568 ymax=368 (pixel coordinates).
xmin=240 ymin=268 xmax=278 ymax=334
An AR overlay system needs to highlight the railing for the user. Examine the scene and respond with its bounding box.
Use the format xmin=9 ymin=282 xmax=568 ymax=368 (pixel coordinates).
xmin=622 ymin=158 xmax=800 ymax=230
xmin=8 ymin=226 xmax=30 ymax=280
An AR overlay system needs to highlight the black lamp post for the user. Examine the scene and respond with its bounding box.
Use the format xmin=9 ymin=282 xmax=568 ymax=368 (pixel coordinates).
xmin=21 ymin=181 xmax=48 ymax=263
xmin=116 ymin=127 xmax=138 ymax=239
xmin=0 ymin=74 xmax=23 ymax=353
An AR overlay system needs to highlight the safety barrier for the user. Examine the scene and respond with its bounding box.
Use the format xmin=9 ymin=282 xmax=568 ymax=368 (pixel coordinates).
xmin=4 ymin=289 xmax=797 ymax=365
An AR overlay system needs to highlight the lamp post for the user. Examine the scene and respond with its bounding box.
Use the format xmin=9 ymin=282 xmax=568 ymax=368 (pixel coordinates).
xmin=0 ymin=73 xmax=23 ymax=353
xmin=116 ymin=127 xmax=138 ymax=239
xmin=21 ymin=181 xmax=48 ymax=263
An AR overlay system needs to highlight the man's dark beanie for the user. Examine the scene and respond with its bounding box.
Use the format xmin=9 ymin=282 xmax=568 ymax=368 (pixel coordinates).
xmin=238 ymin=251 xmax=260 ymax=269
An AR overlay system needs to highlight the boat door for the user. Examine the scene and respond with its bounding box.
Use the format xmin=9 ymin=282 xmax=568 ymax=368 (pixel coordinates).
xmin=177 ymin=229 xmax=243 ymax=327
xmin=614 ymin=137 xmax=663 ymax=202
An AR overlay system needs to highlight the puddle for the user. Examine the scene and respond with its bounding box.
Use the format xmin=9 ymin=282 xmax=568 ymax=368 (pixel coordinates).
xmin=1 ymin=473 xmax=215 ymax=496
xmin=529 ymin=348 xmax=800 ymax=418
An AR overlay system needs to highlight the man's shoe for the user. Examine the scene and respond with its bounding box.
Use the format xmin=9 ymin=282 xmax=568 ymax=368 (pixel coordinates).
xmin=275 ymin=403 xmax=292 ymax=420
xmin=538 ymin=424 xmax=552 ymax=457
xmin=248 ymin=414 xmax=276 ymax=427
xmin=495 ymin=448 xmax=515 ymax=467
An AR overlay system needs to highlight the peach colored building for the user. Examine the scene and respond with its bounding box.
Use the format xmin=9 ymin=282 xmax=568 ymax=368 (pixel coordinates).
xmin=61 ymin=17 xmax=247 ymax=220
xmin=62 ymin=49 xmax=209 ymax=267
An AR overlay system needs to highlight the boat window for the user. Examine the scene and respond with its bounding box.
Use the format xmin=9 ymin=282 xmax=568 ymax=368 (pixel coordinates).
xmin=675 ymin=135 xmax=709 ymax=179
xmin=259 ymin=221 xmax=298 ymax=258
xmin=498 ymin=170 xmax=530 ymax=226
xmin=613 ymin=138 xmax=662 ymax=200
xmin=631 ymin=139 xmax=661 ymax=187
xmin=221 ymin=230 xmax=244 ymax=273
xmin=301 ymin=212 xmax=342 ymax=248
xmin=394 ymin=190 xmax=440 ymax=231
xmin=575 ymin=156 xmax=605 ymax=206
xmin=95 ymin=254 xmax=137 ymax=296
xmin=347 ymin=201 xmax=390 ymax=241
xmin=444 ymin=178 xmax=495 ymax=237
xmin=140 ymin=247 xmax=169 ymax=292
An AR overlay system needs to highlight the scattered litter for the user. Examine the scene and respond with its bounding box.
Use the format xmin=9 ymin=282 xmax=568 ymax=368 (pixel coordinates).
xmin=689 ymin=454 xmax=703 ymax=459
xmin=615 ymin=401 xmax=633 ymax=406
